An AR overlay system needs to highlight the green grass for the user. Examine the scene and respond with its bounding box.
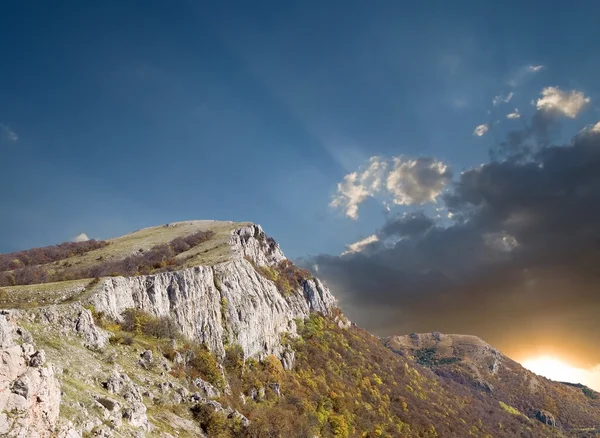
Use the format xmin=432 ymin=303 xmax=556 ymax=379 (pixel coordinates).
xmin=0 ymin=278 xmax=92 ymax=309
xmin=499 ymin=401 xmax=528 ymax=420
xmin=53 ymin=220 xmax=247 ymax=272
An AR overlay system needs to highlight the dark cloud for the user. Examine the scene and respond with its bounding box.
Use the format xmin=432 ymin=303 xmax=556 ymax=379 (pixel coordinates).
xmin=312 ymin=116 xmax=600 ymax=365
xmin=380 ymin=212 xmax=434 ymax=238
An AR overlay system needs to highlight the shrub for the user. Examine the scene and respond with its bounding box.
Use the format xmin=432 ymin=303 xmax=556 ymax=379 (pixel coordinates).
xmin=247 ymin=258 xmax=313 ymax=297
xmin=188 ymin=346 xmax=226 ymax=390
xmin=223 ymin=344 xmax=245 ymax=373
xmin=0 ymin=239 xmax=108 ymax=273
xmin=0 ymin=230 xmax=215 ymax=286
xmin=120 ymin=308 xmax=180 ymax=340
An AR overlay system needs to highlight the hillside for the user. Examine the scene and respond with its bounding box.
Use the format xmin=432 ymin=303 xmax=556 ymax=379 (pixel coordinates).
xmin=0 ymin=221 xmax=598 ymax=437
xmin=384 ymin=333 xmax=600 ymax=437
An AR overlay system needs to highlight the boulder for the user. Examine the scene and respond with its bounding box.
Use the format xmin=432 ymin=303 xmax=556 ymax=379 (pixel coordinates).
xmin=536 ymin=410 xmax=557 ymax=427
xmin=193 ymin=377 xmax=220 ymax=398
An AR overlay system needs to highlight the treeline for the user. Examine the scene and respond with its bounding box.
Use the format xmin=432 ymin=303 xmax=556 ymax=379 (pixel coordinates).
xmin=0 ymin=240 xmax=108 ymax=272
xmin=0 ymin=230 xmax=214 ymax=287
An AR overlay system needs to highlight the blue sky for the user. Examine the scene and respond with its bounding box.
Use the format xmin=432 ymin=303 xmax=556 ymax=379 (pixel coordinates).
xmin=1 ymin=0 xmax=599 ymax=258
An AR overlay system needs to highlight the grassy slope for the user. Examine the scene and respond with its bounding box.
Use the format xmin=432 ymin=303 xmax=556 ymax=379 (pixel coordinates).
xmin=0 ymin=220 xmax=248 ymax=309
xmin=54 ymin=220 xmax=247 ymax=271
xmin=24 ymin=316 xmax=205 ymax=437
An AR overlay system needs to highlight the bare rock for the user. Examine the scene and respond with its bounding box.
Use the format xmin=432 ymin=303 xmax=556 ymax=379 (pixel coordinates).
xmin=536 ymin=410 xmax=557 ymax=427
xmin=29 ymin=350 xmax=46 ymax=367
xmin=193 ymin=377 xmax=220 ymax=398
xmin=11 ymin=378 xmax=29 ymax=398
xmin=102 ymin=371 xmax=148 ymax=429
xmin=74 ymin=307 xmax=109 ymax=351
xmin=96 ymin=397 xmax=121 ymax=412
xmin=88 ymin=224 xmax=338 ymax=362
xmin=268 ymin=382 xmax=281 ymax=397
xmin=0 ymin=314 xmax=61 ymax=437
xmin=281 ymin=350 xmax=295 ymax=370
xmin=140 ymin=350 xmax=153 ymax=362
xmin=123 ymin=401 xmax=148 ymax=429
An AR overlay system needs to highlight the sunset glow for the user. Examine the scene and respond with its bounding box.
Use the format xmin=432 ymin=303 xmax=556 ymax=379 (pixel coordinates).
xmin=522 ymin=356 xmax=600 ymax=391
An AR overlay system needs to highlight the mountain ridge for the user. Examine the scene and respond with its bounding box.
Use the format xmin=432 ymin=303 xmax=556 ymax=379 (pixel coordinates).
xmin=0 ymin=221 xmax=598 ymax=437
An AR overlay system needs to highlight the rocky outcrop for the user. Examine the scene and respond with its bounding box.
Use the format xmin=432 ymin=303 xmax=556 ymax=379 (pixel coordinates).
xmin=102 ymin=371 xmax=148 ymax=430
xmin=229 ymin=224 xmax=286 ymax=267
xmin=87 ymin=224 xmax=337 ymax=360
xmin=31 ymin=303 xmax=109 ymax=352
xmin=536 ymin=409 xmax=557 ymax=427
xmin=193 ymin=378 xmax=220 ymax=399
xmin=0 ymin=312 xmax=61 ymax=437
xmin=0 ymin=222 xmax=339 ymax=437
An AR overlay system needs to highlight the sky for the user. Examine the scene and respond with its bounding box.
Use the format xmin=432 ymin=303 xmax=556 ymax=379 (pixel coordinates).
xmin=2 ymin=1 xmax=600 ymax=388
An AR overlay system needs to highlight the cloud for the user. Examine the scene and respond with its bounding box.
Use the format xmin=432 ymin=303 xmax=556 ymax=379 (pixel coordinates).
xmin=493 ymin=92 xmax=514 ymax=106
xmin=508 ymin=64 xmax=545 ymax=87
xmin=527 ymin=65 xmax=544 ymax=73
xmin=72 ymin=233 xmax=90 ymax=242
xmin=536 ymin=87 xmax=590 ymax=118
xmin=380 ymin=212 xmax=434 ymax=238
xmin=386 ymin=158 xmax=452 ymax=205
xmin=312 ymin=112 xmax=600 ymax=365
xmin=0 ymin=124 xmax=18 ymax=142
xmin=592 ymin=121 xmax=600 ymax=133
xmin=473 ymin=124 xmax=489 ymax=136
xmin=330 ymin=157 xmax=388 ymax=219
xmin=506 ymin=109 xmax=521 ymax=119
xmin=341 ymin=235 xmax=379 ymax=256
xmin=330 ymin=156 xmax=452 ymax=219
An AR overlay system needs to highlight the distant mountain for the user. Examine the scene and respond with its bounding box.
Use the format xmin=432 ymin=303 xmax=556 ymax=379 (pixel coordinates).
xmin=0 ymin=221 xmax=598 ymax=437
xmin=385 ymin=332 xmax=600 ymax=437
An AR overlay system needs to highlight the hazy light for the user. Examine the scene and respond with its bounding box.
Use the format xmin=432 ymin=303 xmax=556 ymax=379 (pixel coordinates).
xmin=522 ymin=356 xmax=600 ymax=391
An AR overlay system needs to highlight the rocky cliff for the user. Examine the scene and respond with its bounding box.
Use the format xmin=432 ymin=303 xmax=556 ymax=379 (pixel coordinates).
xmin=86 ymin=224 xmax=336 ymax=361
xmin=0 ymin=311 xmax=61 ymax=437
xmin=0 ymin=221 xmax=339 ymax=437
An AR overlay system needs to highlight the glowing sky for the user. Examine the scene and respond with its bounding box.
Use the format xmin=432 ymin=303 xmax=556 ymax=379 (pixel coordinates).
xmin=522 ymin=357 xmax=600 ymax=392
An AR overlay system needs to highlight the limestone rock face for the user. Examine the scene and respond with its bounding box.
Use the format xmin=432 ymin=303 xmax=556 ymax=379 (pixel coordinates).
xmin=0 ymin=313 xmax=61 ymax=437
xmin=0 ymin=222 xmax=339 ymax=437
xmin=88 ymin=224 xmax=337 ymax=360
xmin=229 ymin=224 xmax=286 ymax=267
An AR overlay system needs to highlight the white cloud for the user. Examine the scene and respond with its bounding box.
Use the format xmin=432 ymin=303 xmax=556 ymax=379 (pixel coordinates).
xmin=493 ymin=92 xmax=514 ymax=106
xmin=473 ymin=124 xmax=489 ymax=136
xmin=72 ymin=233 xmax=90 ymax=242
xmin=0 ymin=124 xmax=18 ymax=142
xmin=341 ymin=234 xmax=379 ymax=256
xmin=331 ymin=156 xmax=452 ymax=219
xmin=386 ymin=157 xmax=451 ymax=206
xmin=579 ymin=121 xmax=600 ymax=136
xmin=506 ymin=109 xmax=521 ymax=119
xmin=527 ymin=65 xmax=544 ymax=73
xmin=330 ymin=157 xmax=388 ymax=219
xmin=536 ymin=87 xmax=590 ymax=118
